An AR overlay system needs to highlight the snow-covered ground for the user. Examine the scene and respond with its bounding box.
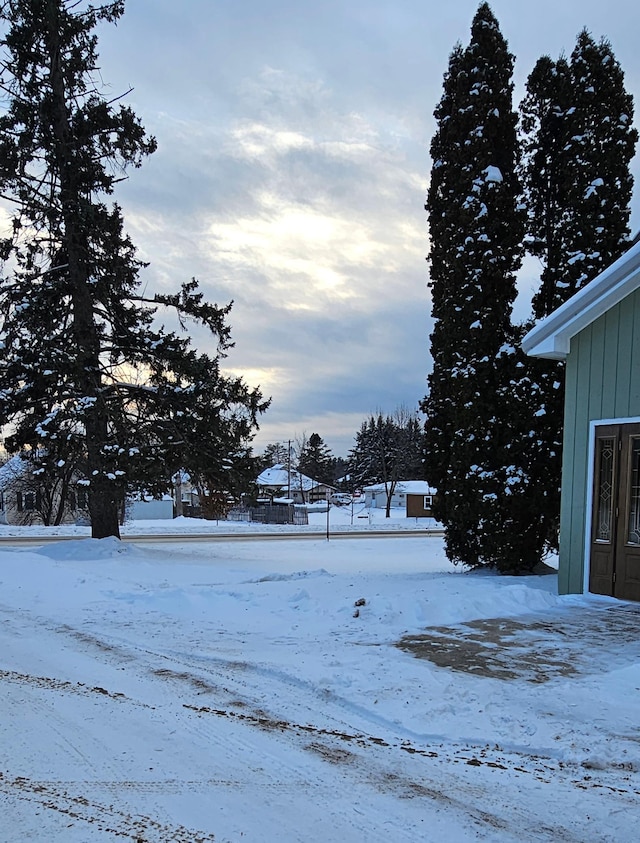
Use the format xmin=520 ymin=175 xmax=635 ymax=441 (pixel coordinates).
xmin=1 ymin=518 xmax=638 ymax=841
xmin=0 ymin=503 xmax=441 ymax=539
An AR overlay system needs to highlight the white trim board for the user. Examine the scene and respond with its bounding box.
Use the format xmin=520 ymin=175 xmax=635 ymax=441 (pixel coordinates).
xmin=523 ymin=241 xmax=640 ymax=360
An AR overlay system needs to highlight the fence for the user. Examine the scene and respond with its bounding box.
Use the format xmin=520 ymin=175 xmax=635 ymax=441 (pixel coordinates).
xmin=227 ymin=504 xmax=308 ymax=526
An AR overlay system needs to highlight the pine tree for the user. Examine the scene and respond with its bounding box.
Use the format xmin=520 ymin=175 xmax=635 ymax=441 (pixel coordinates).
xmin=349 ymin=409 xmax=424 ymax=517
xmin=349 ymin=419 xmax=379 ymax=492
xmin=0 ymin=1 xmax=267 ymax=538
xmin=297 ymin=433 xmax=335 ymax=486
xmin=422 ymin=3 xmax=528 ymax=568
xmin=262 ymin=442 xmax=290 ymax=468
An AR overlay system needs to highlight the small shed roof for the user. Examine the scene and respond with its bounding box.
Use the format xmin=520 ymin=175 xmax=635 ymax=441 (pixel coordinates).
xmin=522 ymin=239 xmax=640 ymax=360
xmin=363 ymin=481 xmax=434 ymax=494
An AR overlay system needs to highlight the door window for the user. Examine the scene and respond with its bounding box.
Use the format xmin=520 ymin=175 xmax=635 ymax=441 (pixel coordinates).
xmin=595 ymin=437 xmax=615 ymax=542
xmin=627 ymin=438 xmax=640 ymax=546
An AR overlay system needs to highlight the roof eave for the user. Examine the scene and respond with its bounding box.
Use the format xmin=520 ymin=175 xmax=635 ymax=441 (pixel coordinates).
xmin=523 ymin=241 xmax=640 ymax=360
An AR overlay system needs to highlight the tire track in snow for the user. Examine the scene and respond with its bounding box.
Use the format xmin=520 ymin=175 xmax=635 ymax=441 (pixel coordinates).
xmin=4 ymin=605 xmax=636 ymax=842
xmin=137 ymin=644 xmax=640 ymax=794
xmin=1 ymin=613 xmax=410 ymax=842
xmin=0 ymin=773 xmax=216 ymax=843
xmin=36 ymin=615 xmax=640 ymax=803
xmin=0 ymin=668 xmax=152 ymax=707
xmin=7 ymin=604 xmax=638 ymax=803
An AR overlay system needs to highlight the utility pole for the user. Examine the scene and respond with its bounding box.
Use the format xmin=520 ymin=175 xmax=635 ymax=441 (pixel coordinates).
xmin=326 ymin=492 xmax=330 ymax=541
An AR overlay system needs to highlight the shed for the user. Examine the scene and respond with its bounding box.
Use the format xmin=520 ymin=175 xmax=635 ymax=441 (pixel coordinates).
xmin=406 ymin=490 xmax=436 ymax=518
xmin=522 ymin=239 xmax=640 ymax=601
xmin=363 ymin=481 xmax=435 ymax=513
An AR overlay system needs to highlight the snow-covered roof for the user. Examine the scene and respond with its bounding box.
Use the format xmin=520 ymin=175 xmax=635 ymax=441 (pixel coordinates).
xmin=522 ymin=239 xmax=640 ymax=360
xmin=363 ymin=481 xmax=434 ymax=494
xmin=0 ymin=454 xmax=28 ymax=487
xmin=257 ymin=464 xmax=329 ymax=491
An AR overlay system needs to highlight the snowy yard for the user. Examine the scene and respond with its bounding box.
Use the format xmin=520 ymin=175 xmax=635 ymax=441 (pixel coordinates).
xmin=1 ymin=521 xmax=639 ymax=842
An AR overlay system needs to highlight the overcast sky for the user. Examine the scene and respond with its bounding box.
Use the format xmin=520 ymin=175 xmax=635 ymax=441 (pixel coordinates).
xmin=92 ymin=0 xmax=640 ymax=457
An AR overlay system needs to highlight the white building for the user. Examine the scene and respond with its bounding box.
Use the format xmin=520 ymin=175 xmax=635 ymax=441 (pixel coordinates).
xmin=363 ymin=480 xmax=435 ymax=511
xmin=257 ymin=464 xmax=334 ymax=504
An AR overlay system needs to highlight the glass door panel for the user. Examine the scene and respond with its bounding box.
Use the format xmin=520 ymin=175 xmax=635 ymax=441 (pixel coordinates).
xmin=627 ymin=438 xmax=640 ymax=546
xmin=595 ymin=437 xmax=615 ymax=542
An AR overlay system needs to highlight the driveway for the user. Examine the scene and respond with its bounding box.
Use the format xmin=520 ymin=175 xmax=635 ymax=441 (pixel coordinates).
xmin=397 ymin=601 xmax=640 ymax=683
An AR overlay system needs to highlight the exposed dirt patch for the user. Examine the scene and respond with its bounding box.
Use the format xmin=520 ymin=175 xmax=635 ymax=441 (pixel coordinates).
xmin=305 ymin=742 xmax=357 ymax=765
xmin=397 ymin=603 xmax=640 ymax=683
xmin=183 ymin=702 xmax=392 ymax=749
xmin=151 ymin=667 xmax=220 ymax=694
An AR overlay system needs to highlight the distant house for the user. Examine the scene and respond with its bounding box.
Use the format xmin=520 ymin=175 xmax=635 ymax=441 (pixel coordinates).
xmin=364 ymin=480 xmax=435 ymax=513
xmin=523 ymin=237 xmax=640 ymax=601
xmin=127 ymin=495 xmax=174 ymax=521
xmin=257 ymin=464 xmax=335 ymax=504
xmin=0 ymin=453 xmax=89 ymax=526
xmin=172 ymin=471 xmax=200 ymax=517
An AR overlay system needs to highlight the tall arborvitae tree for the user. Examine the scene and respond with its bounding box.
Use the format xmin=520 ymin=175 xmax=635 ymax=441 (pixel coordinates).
xmin=564 ymin=31 xmax=637 ymax=293
xmin=517 ymin=56 xmax=575 ymax=554
xmin=520 ymin=56 xmax=575 ymax=320
xmin=522 ymin=33 xmax=637 ymax=316
xmin=0 ymin=1 xmax=267 ymax=538
xmin=422 ymin=3 xmax=532 ymax=569
xmin=520 ymin=32 xmax=637 ymax=552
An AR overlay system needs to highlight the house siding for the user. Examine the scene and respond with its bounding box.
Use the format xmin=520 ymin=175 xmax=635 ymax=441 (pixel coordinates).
xmin=559 ymin=287 xmax=640 ymax=593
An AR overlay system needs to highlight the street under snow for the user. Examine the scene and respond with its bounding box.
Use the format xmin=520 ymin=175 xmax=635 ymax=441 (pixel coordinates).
xmin=1 ymin=518 xmax=638 ymax=841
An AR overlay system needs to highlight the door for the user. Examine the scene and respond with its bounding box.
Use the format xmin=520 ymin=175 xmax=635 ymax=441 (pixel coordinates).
xmin=590 ymin=423 xmax=640 ymax=600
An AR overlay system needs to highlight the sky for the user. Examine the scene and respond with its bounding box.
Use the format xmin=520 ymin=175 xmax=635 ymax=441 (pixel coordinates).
xmin=77 ymin=2 xmax=640 ymax=455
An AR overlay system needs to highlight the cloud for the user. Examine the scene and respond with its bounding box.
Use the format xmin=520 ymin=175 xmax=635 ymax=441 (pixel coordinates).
xmin=94 ymin=0 xmax=640 ymax=456
xmin=110 ymin=63 xmax=430 ymax=456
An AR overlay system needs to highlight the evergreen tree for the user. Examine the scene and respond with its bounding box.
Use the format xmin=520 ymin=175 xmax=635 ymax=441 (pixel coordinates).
xmin=520 ymin=56 xmax=575 ymax=319
xmin=422 ymin=3 xmax=531 ymax=569
xmin=330 ymin=457 xmax=349 ymax=488
xmin=297 ymin=433 xmax=335 ymax=486
xmin=0 ymin=1 xmax=267 ymax=538
xmin=349 ymin=409 xmax=423 ymax=517
xmin=519 ymin=32 xmax=637 ymax=552
xmin=262 ymin=442 xmax=290 ymax=468
xmin=522 ymin=34 xmax=637 ymax=317
xmin=349 ymin=419 xmax=379 ymax=492
xmin=564 ymin=31 xmax=637 ymax=293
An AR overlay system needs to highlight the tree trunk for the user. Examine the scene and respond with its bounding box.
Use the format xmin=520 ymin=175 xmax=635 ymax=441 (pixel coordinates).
xmin=88 ymin=475 xmax=121 ymax=538
xmin=385 ymin=479 xmax=397 ymax=518
xmin=85 ymin=403 xmax=121 ymax=539
xmin=45 ymin=3 xmax=120 ymax=539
